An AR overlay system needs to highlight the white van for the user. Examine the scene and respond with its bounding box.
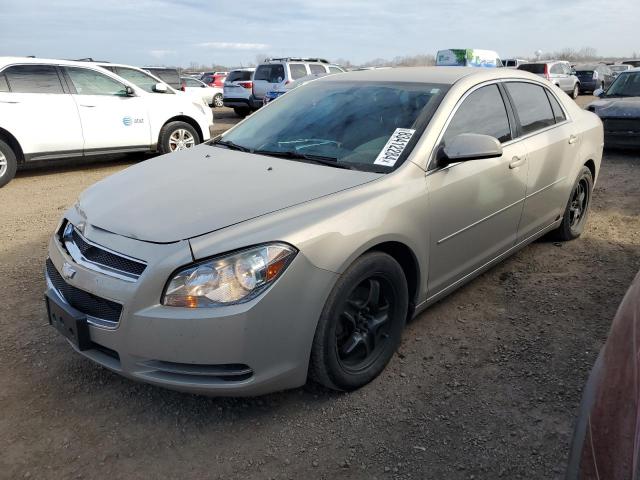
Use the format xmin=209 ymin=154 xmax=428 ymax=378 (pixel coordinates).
xmin=436 ymin=49 xmax=503 ymax=68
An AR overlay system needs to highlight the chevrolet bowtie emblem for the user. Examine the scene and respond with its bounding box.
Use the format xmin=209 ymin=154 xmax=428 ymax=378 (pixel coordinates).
xmin=62 ymin=262 xmax=76 ymax=280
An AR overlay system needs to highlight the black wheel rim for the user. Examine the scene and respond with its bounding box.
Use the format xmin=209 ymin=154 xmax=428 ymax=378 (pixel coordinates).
xmin=569 ymin=177 xmax=589 ymax=228
xmin=335 ymin=276 xmax=395 ymax=373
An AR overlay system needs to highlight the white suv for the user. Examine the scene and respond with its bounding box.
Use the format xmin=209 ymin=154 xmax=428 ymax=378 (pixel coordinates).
xmin=0 ymin=57 xmax=214 ymax=187
xmin=251 ymin=58 xmax=345 ymax=108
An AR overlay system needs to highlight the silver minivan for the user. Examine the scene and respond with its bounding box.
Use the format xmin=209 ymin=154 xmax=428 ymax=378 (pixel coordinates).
xmin=518 ymin=61 xmax=580 ymax=98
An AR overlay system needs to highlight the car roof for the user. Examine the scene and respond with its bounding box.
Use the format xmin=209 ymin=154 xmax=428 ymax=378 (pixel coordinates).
xmin=318 ymin=66 xmax=540 ymax=85
xmin=0 ymin=56 xmax=113 ymax=68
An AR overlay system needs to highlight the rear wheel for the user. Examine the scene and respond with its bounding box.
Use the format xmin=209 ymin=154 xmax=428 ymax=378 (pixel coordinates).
xmin=158 ymin=121 xmax=199 ymax=154
xmin=309 ymin=252 xmax=408 ymax=391
xmin=213 ymin=93 xmax=224 ymax=108
xmin=572 ymin=83 xmax=580 ymax=99
xmin=0 ymin=139 xmax=17 ymax=188
xmin=552 ymin=166 xmax=593 ymax=241
xmin=233 ymin=107 xmax=250 ymax=118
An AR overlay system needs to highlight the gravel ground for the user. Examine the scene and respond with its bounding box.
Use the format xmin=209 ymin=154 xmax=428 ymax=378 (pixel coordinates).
xmin=1 ymin=102 xmax=639 ymax=480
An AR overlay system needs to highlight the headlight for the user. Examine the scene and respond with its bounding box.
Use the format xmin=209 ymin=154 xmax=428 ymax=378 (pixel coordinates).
xmin=162 ymin=243 xmax=297 ymax=307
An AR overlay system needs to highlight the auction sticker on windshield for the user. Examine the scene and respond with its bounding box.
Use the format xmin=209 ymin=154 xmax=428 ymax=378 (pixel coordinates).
xmin=374 ymin=128 xmax=416 ymax=167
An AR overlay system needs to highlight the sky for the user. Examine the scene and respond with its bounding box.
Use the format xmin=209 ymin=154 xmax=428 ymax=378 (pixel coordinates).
xmin=0 ymin=0 xmax=638 ymax=68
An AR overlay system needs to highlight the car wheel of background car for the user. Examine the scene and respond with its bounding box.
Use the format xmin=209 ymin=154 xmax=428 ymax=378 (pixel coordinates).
xmin=309 ymin=251 xmax=408 ymax=391
xmin=233 ymin=107 xmax=250 ymax=118
xmin=552 ymin=166 xmax=593 ymax=241
xmin=572 ymin=84 xmax=580 ymax=99
xmin=158 ymin=121 xmax=199 ymax=154
xmin=213 ymin=94 xmax=224 ymax=108
xmin=0 ymin=139 xmax=18 ymax=188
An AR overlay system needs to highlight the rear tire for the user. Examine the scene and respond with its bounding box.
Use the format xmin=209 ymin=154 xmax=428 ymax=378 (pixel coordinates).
xmin=309 ymin=252 xmax=408 ymax=391
xmin=0 ymin=139 xmax=17 ymax=188
xmin=158 ymin=121 xmax=199 ymax=154
xmin=572 ymin=83 xmax=580 ymax=99
xmin=551 ymin=166 xmax=593 ymax=241
xmin=233 ymin=107 xmax=250 ymax=118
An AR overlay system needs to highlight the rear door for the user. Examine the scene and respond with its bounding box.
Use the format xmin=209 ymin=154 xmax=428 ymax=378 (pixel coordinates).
xmin=252 ymin=64 xmax=285 ymax=99
xmin=503 ymin=82 xmax=577 ymax=241
xmin=427 ymin=83 xmax=528 ymax=297
xmin=0 ymin=64 xmax=84 ymax=158
xmin=64 ymin=66 xmax=151 ymax=152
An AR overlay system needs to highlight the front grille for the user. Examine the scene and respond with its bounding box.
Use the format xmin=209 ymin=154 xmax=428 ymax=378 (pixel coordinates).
xmin=46 ymin=258 xmax=122 ymax=324
xmin=604 ymin=118 xmax=640 ymax=134
xmin=70 ymin=229 xmax=146 ymax=276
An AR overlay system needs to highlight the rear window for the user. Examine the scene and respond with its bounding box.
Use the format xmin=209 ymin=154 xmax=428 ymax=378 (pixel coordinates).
xmin=4 ymin=65 xmax=64 ymax=94
xmin=144 ymin=68 xmax=181 ymax=88
xmin=518 ymin=64 xmax=545 ymax=74
xmin=255 ymin=64 xmax=285 ymax=83
xmin=226 ymin=70 xmax=252 ymax=83
xmin=505 ymin=60 xmax=516 ymax=67
xmin=505 ymin=82 xmax=555 ymax=135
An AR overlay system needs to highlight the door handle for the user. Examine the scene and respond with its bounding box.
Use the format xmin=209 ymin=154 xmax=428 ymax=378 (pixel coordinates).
xmin=0 ymin=100 xmax=20 ymax=104
xmin=80 ymin=104 xmax=97 ymax=108
xmin=568 ymin=135 xmax=578 ymax=145
xmin=509 ymin=156 xmax=526 ymax=169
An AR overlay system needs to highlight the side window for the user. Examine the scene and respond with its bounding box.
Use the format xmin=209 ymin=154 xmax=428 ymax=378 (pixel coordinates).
xmin=309 ymin=64 xmax=327 ymax=75
xmin=114 ymin=67 xmax=164 ymax=94
xmin=550 ymin=64 xmax=562 ymax=75
xmin=254 ymin=64 xmax=285 ymax=83
xmin=0 ymin=74 xmax=8 ymax=92
xmin=4 ymin=65 xmax=64 ymax=94
xmin=545 ymin=90 xmax=567 ymax=123
xmin=505 ymin=82 xmax=556 ymax=135
xmin=443 ymin=84 xmax=512 ymax=145
xmin=65 ymin=67 xmax=127 ymax=96
xmin=184 ymin=78 xmax=201 ymax=87
xmin=328 ymin=66 xmax=343 ymax=74
xmin=289 ymin=64 xmax=308 ymax=80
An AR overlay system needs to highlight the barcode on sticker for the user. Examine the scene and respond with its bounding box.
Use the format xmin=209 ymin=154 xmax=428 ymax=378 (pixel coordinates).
xmin=373 ymin=128 xmax=416 ymax=167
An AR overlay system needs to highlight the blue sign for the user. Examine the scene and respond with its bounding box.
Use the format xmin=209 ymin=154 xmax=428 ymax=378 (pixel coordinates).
xmin=122 ymin=116 xmax=132 ymax=126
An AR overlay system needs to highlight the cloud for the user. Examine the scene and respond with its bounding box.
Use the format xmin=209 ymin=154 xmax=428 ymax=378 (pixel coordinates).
xmin=196 ymin=42 xmax=269 ymax=50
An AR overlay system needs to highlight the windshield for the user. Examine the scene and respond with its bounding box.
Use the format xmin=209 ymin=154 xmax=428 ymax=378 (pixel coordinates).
xmin=606 ymin=72 xmax=640 ymax=97
xmin=216 ymin=80 xmax=448 ymax=172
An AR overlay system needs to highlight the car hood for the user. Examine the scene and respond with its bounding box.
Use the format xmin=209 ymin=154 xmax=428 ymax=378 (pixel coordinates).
xmin=77 ymin=145 xmax=382 ymax=243
xmin=589 ymin=97 xmax=640 ymax=118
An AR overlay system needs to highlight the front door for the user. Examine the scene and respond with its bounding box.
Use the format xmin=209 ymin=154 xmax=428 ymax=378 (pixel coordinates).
xmin=64 ymin=66 xmax=151 ymax=153
xmin=427 ymin=83 xmax=528 ymax=297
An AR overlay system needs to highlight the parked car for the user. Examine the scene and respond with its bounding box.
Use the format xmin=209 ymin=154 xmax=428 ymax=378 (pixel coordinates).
xmin=610 ymin=64 xmax=633 ymax=78
xmin=574 ymin=64 xmax=614 ymax=94
xmin=518 ymin=61 xmax=580 ymax=98
xmin=88 ymin=61 xmax=177 ymax=94
xmin=202 ymin=71 xmax=228 ymax=88
xmin=503 ymin=58 xmax=527 ymax=69
xmin=588 ymin=68 xmax=640 ymax=148
xmin=263 ymin=72 xmax=335 ymax=105
xmin=45 ymin=67 xmax=602 ymax=396
xmin=622 ymin=59 xmax=640 ymax=68
xmin=566 ymin=268 xmax=640 ymax=480
xmin=436 ymin=49 xmax=503 ymax=67
xmin=222 ymin=68 xmax=255 ymax=117
xmin=141 ymin=67 xmax=182 ymax=90
xmin=0 ymin=57 xmax=214 ymax=187
xmin=251 ymin=58 xmax=345 ymax=108
xmin=181 ymin=76 xmax=223 ymax=107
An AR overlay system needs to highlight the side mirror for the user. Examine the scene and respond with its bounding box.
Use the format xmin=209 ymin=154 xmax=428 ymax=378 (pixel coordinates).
xmin=125 ymin=86 xmax=135 ymax=96
xmin=439 ymin=133 xmax=503 ymax=168
xmin=201 ymin=84 xmax=207 ymax=88
xmin=593 ymin=88 xmax=605 ymax=98
xmin=570 ymin=69 xmax=577 ymax=76
xmin=153 ymin=83 xmax=168 ymax=93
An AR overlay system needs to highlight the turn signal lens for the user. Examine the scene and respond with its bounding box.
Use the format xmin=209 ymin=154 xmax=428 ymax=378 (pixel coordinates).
xmin=162 ymin=243 xmax=297 ymax=308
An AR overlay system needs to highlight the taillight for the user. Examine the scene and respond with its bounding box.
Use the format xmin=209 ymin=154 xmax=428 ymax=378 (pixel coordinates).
xmin=544 ymin=64 xmax=550 ymax=81
xmin=238 ymin=81 xmax=253 ymax=89
xmin=181 ymin=81 xmax=186 ymax=92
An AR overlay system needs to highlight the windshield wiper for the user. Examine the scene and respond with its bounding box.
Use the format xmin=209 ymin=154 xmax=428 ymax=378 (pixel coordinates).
xmin=212 ymin=139 xmax=251 ymax=152
xmin=252 ymin=150 xmax=354 ymax=170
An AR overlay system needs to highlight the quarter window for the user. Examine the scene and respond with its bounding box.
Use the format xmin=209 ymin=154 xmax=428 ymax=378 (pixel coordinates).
xmin=0 ymin=74 xmax=8 ymax=92
xmin=289 ymin=64 xmax=308 ymax=80
xmin=184 ymin=78 xmax=202 ymax=87
xmin=328 ymin=66 xmax=344 ymax=74
xmin=443 ymin=84 xmax=512 ymax=144
xmin=545 ymin=90 xmax=567 ymax=123
xmin=3 ymin=65 xmax=64 ymax=94
xmin=505 ymin=82 xmax=556 ymax=135
xmin=65 ymin=67 xmax=127 ymax=96
xmin=309 ymin=64 xmax=327 ymax=75
xmin=550 ymin=64 xmax=563 ymax=74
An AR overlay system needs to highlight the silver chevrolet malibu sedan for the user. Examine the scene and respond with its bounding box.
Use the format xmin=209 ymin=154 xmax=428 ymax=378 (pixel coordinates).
xmin=46 ymin=67 xmax=603 ymax=396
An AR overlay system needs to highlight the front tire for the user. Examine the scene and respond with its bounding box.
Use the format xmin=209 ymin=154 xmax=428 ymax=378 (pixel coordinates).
xmin=552 ymin=166 xmax=593 ymax=241
xmin=0 ymin=139 xmax=18 ymax=188
xmin=158 ymin=121 xmax=199 ymax=154
xmin=309 ymin=252 xmax=408 ymax=391
xmin=572 ymin=83 xmax=580 ymax=99
xmin=213 ymin=93 xmax=224 ymax=108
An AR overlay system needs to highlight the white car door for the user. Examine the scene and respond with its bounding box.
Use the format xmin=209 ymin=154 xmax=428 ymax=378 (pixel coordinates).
xmin=183 ymin=77 xmax=214 ymax=105
xmin=0 ymin=64 xmax=83 ymax=158
xmin=64 ymin=66 xmax=151 ymax=152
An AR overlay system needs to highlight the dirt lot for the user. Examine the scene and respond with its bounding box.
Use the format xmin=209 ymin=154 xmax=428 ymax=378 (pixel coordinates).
xmin=1 ymin=102 xmax=639 ymax=480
